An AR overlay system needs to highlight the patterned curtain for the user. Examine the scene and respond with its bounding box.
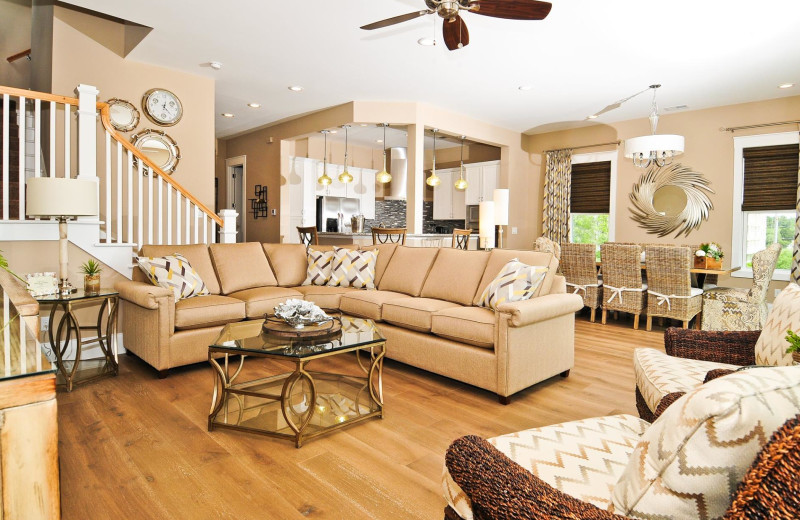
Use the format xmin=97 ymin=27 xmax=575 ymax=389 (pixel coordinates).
xmin=792 ymin=132 xmax=800 ymax=284
xmin=542 ymin=149 xmax=572 ymax=245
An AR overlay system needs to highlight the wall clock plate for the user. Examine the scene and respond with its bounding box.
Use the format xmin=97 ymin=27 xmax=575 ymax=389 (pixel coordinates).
xmin=142 ymin=88 xmax=183 ymax=127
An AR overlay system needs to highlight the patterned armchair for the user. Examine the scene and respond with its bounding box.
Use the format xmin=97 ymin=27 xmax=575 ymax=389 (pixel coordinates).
xmin=532 ymin=236 xmax=561 ymax=262
xmin=701 ymin=243 xmax=782 ymax=330
xmin=443 ymin=365 xmax=800 ymax=520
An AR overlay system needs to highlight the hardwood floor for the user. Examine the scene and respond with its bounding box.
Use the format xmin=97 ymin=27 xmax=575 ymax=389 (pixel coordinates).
xmin=56 ymin=312 xmax=667 ymax=520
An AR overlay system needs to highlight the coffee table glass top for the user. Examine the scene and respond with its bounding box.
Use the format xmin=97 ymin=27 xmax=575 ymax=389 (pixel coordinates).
xmin=211 ymin=317 xmax=384 ymax=358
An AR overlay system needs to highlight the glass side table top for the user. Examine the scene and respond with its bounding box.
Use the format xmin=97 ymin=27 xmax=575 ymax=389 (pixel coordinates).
xmin=35 ymin=288 xmax=119 ymax=303
xmin=211 ymin=317 xmax=384 ymax=358
xmin=0 ymin=297 xmax=55 ymax=382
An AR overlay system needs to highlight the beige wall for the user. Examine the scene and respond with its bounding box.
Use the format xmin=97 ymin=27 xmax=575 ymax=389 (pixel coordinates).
xmin=0 ymin=0 xmax=32 ymax=89
xmin=527 ymin=95 xmax=800 ymax=299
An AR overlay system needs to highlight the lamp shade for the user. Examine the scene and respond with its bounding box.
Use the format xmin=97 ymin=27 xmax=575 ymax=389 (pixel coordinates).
xmin=26 ymin=177 xmax=98 ymax=217
xmin=479 ymin=200 xmax=495 ymax=249
xmin=493 ymin=189 xmax=509 ymax=226
xmin=623 ymin=134 xmax=684 ymax=158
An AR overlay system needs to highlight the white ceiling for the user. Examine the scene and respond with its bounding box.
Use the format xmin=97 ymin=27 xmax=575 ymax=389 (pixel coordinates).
xmin=61 ymin=0 xmax=800 ymax=139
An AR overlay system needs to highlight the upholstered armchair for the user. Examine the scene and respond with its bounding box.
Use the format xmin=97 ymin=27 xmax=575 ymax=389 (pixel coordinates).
xmin=532 ymin=236 xmax=561 ymax=262
xmin=701 ymin=243 xmax=782 ymax=331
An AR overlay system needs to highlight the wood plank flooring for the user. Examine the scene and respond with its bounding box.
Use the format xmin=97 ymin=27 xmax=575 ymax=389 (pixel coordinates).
xmin=56 ymin=312 xmax=667 ymax=520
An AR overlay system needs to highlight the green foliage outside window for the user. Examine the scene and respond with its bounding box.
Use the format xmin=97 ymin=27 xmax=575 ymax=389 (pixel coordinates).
xmin=571 ymin=214 xmax=609 ymax=260
xmin=745 ymin=214 xmax=795 ymax=269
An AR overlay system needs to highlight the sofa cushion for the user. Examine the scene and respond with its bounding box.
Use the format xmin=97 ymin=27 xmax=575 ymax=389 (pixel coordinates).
xmin=227 ymin=287 xmax=302 ymax=319
xmin=365 ymin=243 xmax=398 ymax=286
xmin=382 ymin=297 xmax=462 ymax=333
xmin=262 ymin=243 xmax=307 ymax=287
xmin=420 ymin=249 xmax=490 ymax=306
xmin=473 ymin=249 xmax=558 ymax=306
xmin=139 ymin=244 xmax=220 ymax=294
xmin=210 ymin=243 xmax=277 ymax=294
xmin=295 ymin=285 xmax=357 ymax=309
xmin=754 ymin=283 xmax=800 ymax=366
xmin=431 ymin=306 xmax=495 ymax=349
xmin=612 ymin=365 xmax=800 ymax=520
xmin=339 ymin=290 xmax=408 ymax=322
xmin=378 ymin=246 xmax=439 ymax=296
xmin=136 ymin=253 xmax=210 ymax=301
xmin=174 ymin=295 xmax=245 ymax=330
xmin=479 ymin=259 xmax=549 ymax=311
xmin=327 ymin=248 xmax=379 ymax=289
xmin=302 ymin=248 xmax=335 ymax=286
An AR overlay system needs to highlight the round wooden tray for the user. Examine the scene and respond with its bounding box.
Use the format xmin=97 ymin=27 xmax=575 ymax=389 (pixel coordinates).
xmin=263 ymin=311 xmax=342 ymax=339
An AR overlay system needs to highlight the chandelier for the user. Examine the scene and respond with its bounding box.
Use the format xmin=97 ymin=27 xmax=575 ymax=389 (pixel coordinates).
xmin=624 ymin=84 xmax=684 ymax=168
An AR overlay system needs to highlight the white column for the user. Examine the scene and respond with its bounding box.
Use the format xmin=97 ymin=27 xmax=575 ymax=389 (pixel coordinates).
xmin=219 ymin=209 xmax=238 ymax=243
xmin=75 ymin=84 xmax=98 ymax=180
xmin=405 ymin=124 xmax=424 ymax=234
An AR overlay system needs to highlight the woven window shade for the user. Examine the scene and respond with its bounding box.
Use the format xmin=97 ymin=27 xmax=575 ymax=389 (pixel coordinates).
xmin=742 ymin=144 xmax=799 ymax=211
xmin=570 ymin=161 xmax=611 ymax=213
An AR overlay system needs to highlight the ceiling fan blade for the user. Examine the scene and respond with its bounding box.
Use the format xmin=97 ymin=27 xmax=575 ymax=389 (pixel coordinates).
xmin=360 ymin=10 xmax=433 ymax=30
xmin=442 ymin=14 xmax=470 ymax=50
xmin=589 ymin=87 xmax=652 ymax=118
xmin=468 ymin=0 xmax=552 ymax=20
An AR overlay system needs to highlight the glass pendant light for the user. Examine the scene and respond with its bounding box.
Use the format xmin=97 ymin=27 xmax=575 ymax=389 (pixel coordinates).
xmin=375 ymin=123 xmax=392 ymax=184
xmin=317 ymin=130 xmax=333 ymax=186
xmin=426 ymin=128 xmax=441 ymax=187
xmin=338 ymin=125 xmax=353 ymax=183
xmin=454 ymin=135 xmax=468 ymax=190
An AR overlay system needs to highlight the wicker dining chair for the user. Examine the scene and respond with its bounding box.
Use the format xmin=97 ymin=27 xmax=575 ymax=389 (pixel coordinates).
xmin=452 ymin=229 xmax=472 ymax=250
xmin=599 ymin=243 xmax=646 ymax=329
xmin=371 ymin=227 xmax=406 ymax=245
xmin=559 ymin=243 xmax=602 ymax=322
xmin=644 ymin=245 xmax=703 ymax=331
xmin=532 ymin=236 xmax=561 ymax=261
xmin=296 ymin=226 xmax=318 ymax=247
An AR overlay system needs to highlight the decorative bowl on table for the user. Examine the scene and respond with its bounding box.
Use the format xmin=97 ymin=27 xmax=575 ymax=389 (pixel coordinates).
xmin=273 ymin=299 xmax=332 ymax=329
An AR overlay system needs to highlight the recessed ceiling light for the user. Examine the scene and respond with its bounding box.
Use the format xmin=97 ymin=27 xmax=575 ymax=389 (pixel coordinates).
xmin=288 ymin=86 xmax=304 ymax=92
xmin=778 ymin=83 xmax=795 ymax=89
xmin=417 ymin=37 xmax=436 ymax=47
xmin=329 ymin=130 xmax=337 ymax=134
xmin=247 ymin=103 xmax=261 ymax=108
xmin=587 ymin=115 xmax=598 ymax=119
xmin=518 ymin=85 xmax=532 ymax=91
xmin=221 ymin=113 xmax=235 ymax=118
xmin=209 ymin=61 xmax=222 ymax=70
xmin=376 ymin=139 xmax=384 ymax=143
xmin=360 ymin=123 xmax=369 ymax=127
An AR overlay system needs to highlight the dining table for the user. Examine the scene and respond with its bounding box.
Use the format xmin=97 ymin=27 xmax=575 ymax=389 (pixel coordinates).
xmin=595 ymin=262 xmax=741 ymax=288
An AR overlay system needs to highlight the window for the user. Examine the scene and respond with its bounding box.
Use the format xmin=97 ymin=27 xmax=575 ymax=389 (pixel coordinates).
xmin=732 ymin=133 xmax=799 ymax=281
xmin=570 ymin=151 xmax=617 ymax=257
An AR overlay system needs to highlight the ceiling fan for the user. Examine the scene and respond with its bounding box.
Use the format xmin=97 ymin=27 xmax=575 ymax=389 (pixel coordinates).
xmin=360 ymin=0 xmax=553 ymax=51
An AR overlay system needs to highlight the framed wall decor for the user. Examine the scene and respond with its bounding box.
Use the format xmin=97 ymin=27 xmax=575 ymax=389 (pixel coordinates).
xmin=106 ymin=98 xmax=140 ymax=132
xmin=131 ymin=129 xmax=181 ymax=174
xmin=142 ymin=88 xmax=183 ymax=126
xmin=26 ymin=272 xmax=59 ymax=297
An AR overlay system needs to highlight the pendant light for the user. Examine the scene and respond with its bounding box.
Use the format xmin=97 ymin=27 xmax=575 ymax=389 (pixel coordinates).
xmin=338 ymin=125 xmax=353 ymax=183
xmin=454 ymin=135 xmax=468 ymax=190
xmin=375 ymin=123 xmax=392 ymax=184
xmin=426 ymin=128 xmax=441 ymax=187
xmin=317 ymin=130 xmax=333 ymax=186
xmin=624 ymin=84 xmax=684 ymax=168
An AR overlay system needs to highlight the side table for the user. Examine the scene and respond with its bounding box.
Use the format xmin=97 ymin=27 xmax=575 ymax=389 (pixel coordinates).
xmin=36 ymin=288 xmax=119 ymax=391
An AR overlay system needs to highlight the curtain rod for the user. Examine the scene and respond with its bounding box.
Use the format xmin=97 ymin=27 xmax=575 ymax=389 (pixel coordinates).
xmin=544 ymin=140 xmax=620 ymax=153
xmin=721 ymin=120 xmax=800 ymax=132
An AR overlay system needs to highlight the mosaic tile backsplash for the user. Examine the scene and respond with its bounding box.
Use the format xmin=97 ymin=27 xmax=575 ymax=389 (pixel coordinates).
xmin=363 ymin=200 xmax=465 ymax=234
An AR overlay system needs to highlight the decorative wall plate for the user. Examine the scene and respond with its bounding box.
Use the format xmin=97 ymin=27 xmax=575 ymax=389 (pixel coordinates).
xmin=142 ymin=88 xmax=183 ymax=126
xmin=629 ymin=162 xmax=713 ymax=238
xmin=106 ymin=98 xmax=140 ymax=132
xmin=131 ymin=129 xmax=181 ymax=174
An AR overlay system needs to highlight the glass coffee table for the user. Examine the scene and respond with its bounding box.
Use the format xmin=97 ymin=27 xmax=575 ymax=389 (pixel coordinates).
xmin=208 ymin=316 xmax=385 ymax=448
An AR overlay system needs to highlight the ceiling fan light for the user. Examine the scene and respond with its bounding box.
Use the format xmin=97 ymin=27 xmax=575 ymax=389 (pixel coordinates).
xmin=454 ymin=177 xmax=468 ymax=190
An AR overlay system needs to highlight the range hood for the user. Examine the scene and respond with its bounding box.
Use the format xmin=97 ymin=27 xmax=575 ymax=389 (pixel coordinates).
xmin=385 ymin=147 xmax=407 ymax=200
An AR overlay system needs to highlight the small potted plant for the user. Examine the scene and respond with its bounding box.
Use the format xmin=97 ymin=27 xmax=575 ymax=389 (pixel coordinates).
xmin=787 ymin=330 xmax=800 ymax=365
xmin=80 ymin=259 xmax=102 ymax=294
xmin=694 ymin=242 xmax=724 ymax=270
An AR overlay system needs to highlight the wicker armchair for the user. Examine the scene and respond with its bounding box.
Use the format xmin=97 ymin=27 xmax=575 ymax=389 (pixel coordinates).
xmin=560 ymin=243 xmax=602 ymax=322
xmin=532 ymin=236 xmax=561 ymax=261
xmin=599 ymin=243 xmax=646 ymax=329
xmin=644 ymin=245 xmax=703 ymax=330
xmin=701 ymin=243 xmax=782 ymax=331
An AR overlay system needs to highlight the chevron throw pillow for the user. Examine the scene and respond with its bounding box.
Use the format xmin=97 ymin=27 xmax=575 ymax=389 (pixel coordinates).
xmin=302 ymin=248 xmax=334 ymax=286
xmin=326 ymin=248 xmax=378 ymax=289
xmin=479 ymin=259 xmax=548 ymax=310
xmin=136 ymin=253 xmax=209 ymax=300
xmin=754 ymin=282 xmax=800 ymax=366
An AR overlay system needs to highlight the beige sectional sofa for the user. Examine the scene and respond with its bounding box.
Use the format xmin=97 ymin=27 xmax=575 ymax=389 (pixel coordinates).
xmin=115 ymin=242 xmax=582 ymax=402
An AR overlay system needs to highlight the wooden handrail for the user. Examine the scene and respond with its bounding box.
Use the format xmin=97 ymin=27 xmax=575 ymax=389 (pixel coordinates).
xmin=0 ymin=85 xmax=78 ymax=105
xmin=6 ymin=49 xmax=31 ymax=63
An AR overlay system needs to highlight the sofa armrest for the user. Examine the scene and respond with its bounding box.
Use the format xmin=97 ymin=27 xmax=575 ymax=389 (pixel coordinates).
xmin=114 ymin=280 xmax=174 ymax=310
xmin=551 ymin=274 xmax=567 ymax=294
xmin=497 ymin=293 xmax=583 ymax=327
xmin=664 ymin=328 xmax=759 ymax=365
xmin=445 ymin=435 xmax=628 ymax=520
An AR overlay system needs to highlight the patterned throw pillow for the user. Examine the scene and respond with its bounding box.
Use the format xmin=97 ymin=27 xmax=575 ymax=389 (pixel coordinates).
xmin=754 ymin=282 xmax=800 ymax=366
xmin=136 ymin=253 xmax=209 ymax=300
xmin=326 ymin=248 xmax=378 ymax=289
xmin=611 ymin=364 xmax=800 ymax=520
xmin=302 ymin=248 xmax=334 ymax=286
xmin=478 ymin=259 xmax=548 ymax=310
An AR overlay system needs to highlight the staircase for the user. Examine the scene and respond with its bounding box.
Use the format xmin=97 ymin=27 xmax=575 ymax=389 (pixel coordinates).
xmin=0 ymin=84 xmax=235 ymax=278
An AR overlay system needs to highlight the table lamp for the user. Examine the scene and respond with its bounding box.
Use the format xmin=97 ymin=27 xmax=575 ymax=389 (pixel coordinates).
xmin=26 ymin=177 xmax=98 ymax=295
xmin=493 ymin=189 xmax=509 ymax=249
xmin=479 ymin=200 xmax=495 ymax=250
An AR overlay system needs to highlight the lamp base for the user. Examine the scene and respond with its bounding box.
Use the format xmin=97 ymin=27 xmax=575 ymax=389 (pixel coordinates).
xmin=59 ymin=279 xmax=77 ymax=296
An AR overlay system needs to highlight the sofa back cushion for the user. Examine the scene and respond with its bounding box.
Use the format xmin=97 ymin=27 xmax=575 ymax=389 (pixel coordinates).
xmin=378 ymin=246 xmax=439 ymax=297
xmin=139 ymin=244 xmax=220 ymax=294
xmin=209 ymin=243 xmax=277 ymax=294
xmin=262 ymin=243 xmax=307 ymax=287
xmin=420 ymin=248 xmax=490 ymax=305
xmin=754 ymin=283 xmax=800 ymax=366
xmin=473 ymin=249 xmax=558 ymax=306
xmin=611 ymin=365 xmax=800 ymax=520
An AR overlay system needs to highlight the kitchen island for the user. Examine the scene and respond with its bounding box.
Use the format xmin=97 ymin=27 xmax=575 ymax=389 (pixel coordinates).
xmin=318 ymin=232 xmax=479 ymax=249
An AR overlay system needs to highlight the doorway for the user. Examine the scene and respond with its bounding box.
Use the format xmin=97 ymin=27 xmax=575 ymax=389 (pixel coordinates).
xmin=225 ymin=156 xmax=246 ymax=242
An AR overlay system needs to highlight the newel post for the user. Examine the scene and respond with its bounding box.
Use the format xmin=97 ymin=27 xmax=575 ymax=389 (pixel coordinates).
xmin=75 ymin=84 xmax=99 ymax=180
xmin=219 ymin=209 xmax=238 ymax=243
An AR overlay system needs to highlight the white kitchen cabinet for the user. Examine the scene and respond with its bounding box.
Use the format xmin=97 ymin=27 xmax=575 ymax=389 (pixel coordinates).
xmin=357 ymin=168 xmax=376 ymax=219
xmin=287 ymin=157 xmax=318 ymax=243
xmin=432 ymin=169 xmax=466 ymax=220
xmin=465 ymin=161 xmax=500 ymax=205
